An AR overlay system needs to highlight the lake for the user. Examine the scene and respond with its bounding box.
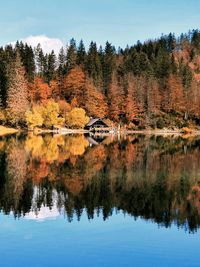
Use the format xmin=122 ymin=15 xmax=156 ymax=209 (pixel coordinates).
xmin=0 ymin=133 xmax=200 ymax=267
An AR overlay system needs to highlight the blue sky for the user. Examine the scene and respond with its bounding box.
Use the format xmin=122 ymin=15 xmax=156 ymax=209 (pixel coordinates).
xmin=1 ymin=0 xmax=200 ymax=51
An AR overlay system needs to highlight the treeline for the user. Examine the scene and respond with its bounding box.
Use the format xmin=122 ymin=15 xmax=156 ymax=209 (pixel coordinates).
xmin=1 ymin=29 xmax=200 ymax=128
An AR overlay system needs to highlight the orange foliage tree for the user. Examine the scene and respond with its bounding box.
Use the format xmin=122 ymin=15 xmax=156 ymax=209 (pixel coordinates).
xmin=108 ymin=76 xmax=125 ymax=122
xmin=58 ymin=99 xmax=71 ymax=123
xmin=63 ymin=66 xmax=86 ymax=106
xmin=64 ymin=67 xmax=108 ymax=119
xmin=30 ymin=77 xmax=52 ymax=104
xmin=125 ymin=78 xmax=139 ymax=122
xmin=84 ymin=79 xmax=108 ymax=119
xmin=165 ymin=74 xmax=185 ymax=113
xmin=146 ymin=77 xmax=161 ymax=114
xmin=50 ymin=80 xmax=60 ymax=100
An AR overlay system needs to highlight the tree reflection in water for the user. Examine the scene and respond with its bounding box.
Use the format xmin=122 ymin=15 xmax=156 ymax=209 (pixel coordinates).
xmin=0 ymin=134 xmax=200 ymax=232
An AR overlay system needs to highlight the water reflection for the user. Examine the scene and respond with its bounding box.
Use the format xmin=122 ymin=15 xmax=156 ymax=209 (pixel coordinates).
xmin=0 ymin=134 xmax=200 ymax=232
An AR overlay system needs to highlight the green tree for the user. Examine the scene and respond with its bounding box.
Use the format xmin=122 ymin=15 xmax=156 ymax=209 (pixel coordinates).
xmin=47 ymin=51 xmax=56 ymax=83
xmin=0 ymin=45 xmax=15 ymax=107
xmin=77 ymin=40 xmax=86 ymax=66
xmin=191 ymin=30 xmax=200 ymax=51
xmin=58 ymin=47 xmax=66 ymax=78
xmin=66 ymin=38 xmax=77 ymax=73
xmin=102 ymin=41 xmax=116 ymax=96
xmin=85 ymin=41 xmax=102 ymax=87
xmin=17 ymin=42 xmax=35 ymax=82
xmin=35 ymin=44 xmax=44 ymax=76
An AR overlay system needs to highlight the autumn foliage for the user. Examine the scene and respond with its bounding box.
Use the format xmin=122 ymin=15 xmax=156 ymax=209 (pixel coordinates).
xmin=4 ymin=30 xmax=200 ymax=128
xmin=66 ymin=108 xmax=89 ymax=129
xmin=29 ymin=77 xmax=52 ymax=104
xmin=26 ymin=100 xmax=64 ymax=129
xmin=6 ymin=52 xmax=29 ymax=125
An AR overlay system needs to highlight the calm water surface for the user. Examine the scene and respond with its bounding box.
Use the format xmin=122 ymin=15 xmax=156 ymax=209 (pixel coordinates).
xmin=0 ymin=134 xmax=200 ymax=267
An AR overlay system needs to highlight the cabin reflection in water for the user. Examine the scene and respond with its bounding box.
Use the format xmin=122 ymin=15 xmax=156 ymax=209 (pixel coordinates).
xmin=86 ymin=134 xmax=106 ymax=146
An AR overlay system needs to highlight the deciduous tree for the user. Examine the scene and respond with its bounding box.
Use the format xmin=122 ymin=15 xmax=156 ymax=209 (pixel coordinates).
xmin=6 ymin=52 xmax=29 ymax=125
xmin=66 ymin=108 xmax=89 ymax=128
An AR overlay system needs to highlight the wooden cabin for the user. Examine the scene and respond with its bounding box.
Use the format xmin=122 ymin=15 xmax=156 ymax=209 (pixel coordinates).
xmin=85 ymin=118 xmax=110 ymax=132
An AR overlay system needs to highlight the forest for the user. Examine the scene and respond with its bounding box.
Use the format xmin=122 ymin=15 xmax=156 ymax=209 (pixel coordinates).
xmin=1 ymin=29 xmax=200 ymax=129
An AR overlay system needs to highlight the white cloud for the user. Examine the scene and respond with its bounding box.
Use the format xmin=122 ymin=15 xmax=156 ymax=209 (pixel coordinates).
xmin=24 ymin=205 xmax=60 ymax=222
xmin=16 ymin=35 xmax=64 ymax=55
xmin=24 ymin=187 xmax=63 ymax=222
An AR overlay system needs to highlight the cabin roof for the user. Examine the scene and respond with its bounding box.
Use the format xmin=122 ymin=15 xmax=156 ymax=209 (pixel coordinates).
xmin=86 ymin=118 xmax=108 ymax=127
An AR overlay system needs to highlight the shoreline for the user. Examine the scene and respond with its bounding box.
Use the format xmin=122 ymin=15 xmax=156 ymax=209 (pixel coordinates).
xmin=33 ymin=128 xmax=90 ymax=135
xmin=2 ymin=125 xmax=200 ymax=137
xmin=126 ymin=129 xmax=200 ymax=137
xmin=34 ymin=127 xmax=200 ymax=137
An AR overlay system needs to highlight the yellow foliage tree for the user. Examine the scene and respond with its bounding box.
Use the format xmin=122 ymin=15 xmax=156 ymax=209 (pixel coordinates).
xmin=25 ymin=105 xmax=44 ymax=129
xmin=41 ymin=100 xmax=64 ymax=128
xmin=26 ymin=100 xmax=65 ymax=129
xmin=66 ymin=108 xmax=89 ymax=128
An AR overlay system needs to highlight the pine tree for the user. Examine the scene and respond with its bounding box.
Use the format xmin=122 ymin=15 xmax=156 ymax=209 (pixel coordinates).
xmin=167 ymin=33 xmax=176 ymax=52
xmin=191 ymin=29 xmax=200 ymax=51
xmin=47 ymin=50 xmax=56 ymax=83
xmin=77 ymin=40 xmax=86 ymax=66
xmin=43 ymin=54 xmax=48 ymax=81
xmin=23 ymin=44 xmax=35 ymax=82
xmin=85 ymin=41 xmax=102 ymax=87
xmin=58 ymin=47 xmax=66 ymax=78
xmin=66 ymin=38 xmax=77 ymax=73
xmin=6 ymin=52 xmax=29 ymax=125
xmin=0 ymin=45 xmax=15 ymax=107
xmin=0 ymin=51 xmax=8 ymax=108
xmin=155 ymin=49 xmax=171 ymax=79
xmin=179 ymin=62 xmax=193 ymax=89
xmin=35 ymin=44 xmax=44 ymax=75
xmin=102 ymin=42 xmax=116 ymax=96
xmin=16 ymin=42 xmax=35 ymax=82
